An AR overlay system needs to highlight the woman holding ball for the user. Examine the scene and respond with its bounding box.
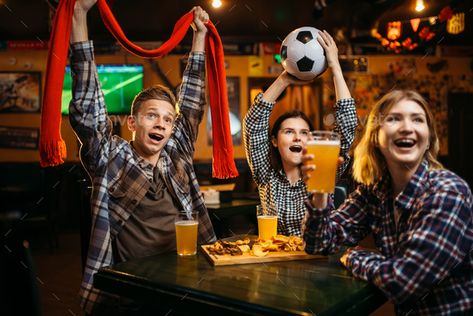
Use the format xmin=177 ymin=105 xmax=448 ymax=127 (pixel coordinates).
xmin=243 ymin=30 xmax=357 ymax=236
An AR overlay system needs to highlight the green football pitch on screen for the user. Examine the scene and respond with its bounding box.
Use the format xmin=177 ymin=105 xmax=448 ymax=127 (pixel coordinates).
xmin=62 ymin=64 xmax=144 ymax=115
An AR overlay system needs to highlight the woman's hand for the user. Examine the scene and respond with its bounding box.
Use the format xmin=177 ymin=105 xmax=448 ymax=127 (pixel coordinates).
xmin=300 ymin=149 xmax=344 ymax=183
xmin=300 ymin=148 xmax=344 ymax=209
xmin=340 ymin=246 xmax=369 ymax=268
xmin=280 ymin=70 xmax=313 ymax=86
xmin=317 ymin=30 xmax=340 ymax=70
xmin=340 ymin=247 xmax=354 ymax=268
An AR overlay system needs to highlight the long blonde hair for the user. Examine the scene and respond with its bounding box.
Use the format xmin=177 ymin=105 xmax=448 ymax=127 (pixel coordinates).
xmin=352 ymin=90 xmax=442 ymax=185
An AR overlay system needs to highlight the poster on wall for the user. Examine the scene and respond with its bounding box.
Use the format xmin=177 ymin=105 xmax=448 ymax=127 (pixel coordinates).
xmin=0 ymin=72 xmax=41 ymax=113
xmin=207 ymin=77 xmax=241 ymax=146
xmin=0 ymin=125 xmax=39 ymax=150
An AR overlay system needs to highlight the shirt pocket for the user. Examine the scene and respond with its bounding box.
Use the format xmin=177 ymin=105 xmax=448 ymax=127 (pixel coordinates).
xmin=108 ymin=170 xmax=144 ymax=220
xmin=169 ymin=165 xmax=190 ymax=197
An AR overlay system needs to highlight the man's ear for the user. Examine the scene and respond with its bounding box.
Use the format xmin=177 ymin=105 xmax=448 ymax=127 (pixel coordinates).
xmin=127 ymin=115 xmax=136 ymax=132
xmin=271 ymin=135 xmax=278 ymax=148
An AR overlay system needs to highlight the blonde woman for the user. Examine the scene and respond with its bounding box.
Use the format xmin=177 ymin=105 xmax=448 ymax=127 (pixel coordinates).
xmin=302 ymin=90 xmax=473 ymax=315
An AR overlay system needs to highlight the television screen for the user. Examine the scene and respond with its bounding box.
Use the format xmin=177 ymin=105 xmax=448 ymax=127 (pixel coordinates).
xmin=62 ymin=64 xmax=144 ymax=115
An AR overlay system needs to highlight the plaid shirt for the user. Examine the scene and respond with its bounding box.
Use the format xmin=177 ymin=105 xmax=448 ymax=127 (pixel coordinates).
xmin=243 ymin=93 xmax=357 ymax=236
xmin=69 ymin=41 xmax=216 ymax=314
xmin=303 ymin=160 xmax=473 ymax=315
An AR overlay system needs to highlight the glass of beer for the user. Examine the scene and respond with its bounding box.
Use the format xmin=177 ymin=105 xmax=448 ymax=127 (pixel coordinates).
xmin=256 ymin=205 xmax=278 ymax=240
xmin=175 ymin=211 xmax=199 ymax=256
xmin=304 ymin=131 xmax=340 ymax=193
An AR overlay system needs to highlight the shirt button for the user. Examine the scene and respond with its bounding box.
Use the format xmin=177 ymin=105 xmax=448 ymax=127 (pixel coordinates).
xmin=109 ymin=187 xmax=115 ymax=193
xmin=131 ymin=199 xmax=138 ymax=205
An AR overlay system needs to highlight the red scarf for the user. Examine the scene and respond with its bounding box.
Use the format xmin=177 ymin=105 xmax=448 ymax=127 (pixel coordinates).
xmin=40 ymin=0 xmax=238 ymax=179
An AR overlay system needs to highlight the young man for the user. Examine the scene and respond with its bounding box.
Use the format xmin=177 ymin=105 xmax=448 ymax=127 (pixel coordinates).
xmin=69 ymin=0 xmax=216 ymax=313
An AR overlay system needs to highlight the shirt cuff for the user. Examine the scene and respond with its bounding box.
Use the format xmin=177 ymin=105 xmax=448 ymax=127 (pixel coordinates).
xmin=346 ymin=249 xmax=383 ymax=282
xmin=186 ymin=51 xmax=205 ymax=74
xmin=334 ymin=97 xmax=355 ymax=109
xmin=255 ymin=92 xmax=275 ymax=110
xmin=304 ymin=198 xmax=331 ymax=217
xmin=70 ymin=41 xmax=94 ymax=63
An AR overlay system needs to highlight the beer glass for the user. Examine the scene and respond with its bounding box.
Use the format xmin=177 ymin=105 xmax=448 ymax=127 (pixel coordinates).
xmin=175 ymin=211 xmax=199 ymax=256
xmin=256 ymin=205 xmax=278 ymax=240
xmin=304 ymin=131 xmax=340 ymax=193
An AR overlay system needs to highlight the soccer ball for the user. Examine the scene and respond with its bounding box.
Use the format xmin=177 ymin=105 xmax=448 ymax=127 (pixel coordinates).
xmin=280 ymin=27 xmax=327 ymax=81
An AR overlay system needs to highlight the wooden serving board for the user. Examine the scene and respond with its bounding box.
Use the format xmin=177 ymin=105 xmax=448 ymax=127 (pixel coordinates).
xmin=200 ymin=245 xmax=325 ymax=266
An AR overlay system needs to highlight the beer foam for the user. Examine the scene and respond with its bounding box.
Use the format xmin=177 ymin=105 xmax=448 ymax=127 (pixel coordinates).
xmin=175 ymin=220 xmax=198 ymax=226
xmin=307 ymin=139 xmax=340 ymax=146
xmin=257 ymin=215 xmax=278 ymax=219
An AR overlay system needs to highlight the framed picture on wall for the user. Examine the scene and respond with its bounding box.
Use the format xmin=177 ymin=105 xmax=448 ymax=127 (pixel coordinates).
xmin=207 ymin=76 xmax=241 ymax=146
xmin=0 ymin=125 xmax=39 ymax=150
xmin=248 ymin=77 xmax=324 ymax=130
xmin=0 ymin=72 xmax=41 ymax=113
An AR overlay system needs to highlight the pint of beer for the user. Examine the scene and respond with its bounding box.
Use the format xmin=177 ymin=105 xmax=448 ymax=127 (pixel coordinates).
xmin=304 ymin=131 xmax=340 ymax=193
xmin=257 ymin=205 xmax=277 ymax=240
xmin=175 ymin=211 xmax=199 ymax=256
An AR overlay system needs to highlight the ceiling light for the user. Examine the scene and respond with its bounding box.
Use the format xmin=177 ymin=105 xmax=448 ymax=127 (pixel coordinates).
xmin=212 ymin=0 xmax=222 ymax=9
xmin=415 ymin=0 xmax=425 ymax=12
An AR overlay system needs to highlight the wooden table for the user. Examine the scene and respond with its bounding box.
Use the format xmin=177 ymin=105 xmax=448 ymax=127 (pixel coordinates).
xmin=94 ymin=251 xmax=386 ymax=315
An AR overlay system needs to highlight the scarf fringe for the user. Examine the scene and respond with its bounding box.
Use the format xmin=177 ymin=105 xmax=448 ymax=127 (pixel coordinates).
xmin=39 ymin=139 xmax=67 ymax=167
xmin=212 ymin=160 xmax=239 ymax=179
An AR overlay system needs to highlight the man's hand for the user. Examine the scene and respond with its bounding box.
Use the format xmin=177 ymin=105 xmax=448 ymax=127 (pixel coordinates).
xmin=190 ymin=6 xmax=209 ymax=52
xmin=71 ymin=0 xmax=97 ymax=43
xmin=191 ymin=6 xmax=209 ymax=35
xmin=74 ymin=0 xmax=97 ymax=15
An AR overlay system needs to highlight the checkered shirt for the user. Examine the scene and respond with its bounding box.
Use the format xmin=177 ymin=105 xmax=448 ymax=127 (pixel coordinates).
xmin=303 ymin=160 xmax=473 ymax=315
xmin=243 ymin=93 xmax=357 ymax=236
xmin=69 ymin=41 xmax=216 ymax=314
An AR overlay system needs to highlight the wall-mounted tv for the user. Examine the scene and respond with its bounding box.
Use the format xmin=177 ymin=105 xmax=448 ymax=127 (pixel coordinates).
xmin=61 ymin=64 xmax=144 ymax=115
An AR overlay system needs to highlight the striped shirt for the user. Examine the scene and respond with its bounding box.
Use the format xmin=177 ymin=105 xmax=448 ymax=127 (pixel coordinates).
xmin=303 ymin=160 xmax=473 ymax=315
xmin=243 ymin=93 xmax=357 ymax=236
xmin=69 ymin=41 xmax=216 ymax=314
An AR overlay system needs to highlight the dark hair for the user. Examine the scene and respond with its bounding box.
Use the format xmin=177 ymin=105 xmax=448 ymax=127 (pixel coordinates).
xmin=270 ymin=110 xmax=314 ymax=169
xmin=131 ymin=84 xmax=177 ymax=116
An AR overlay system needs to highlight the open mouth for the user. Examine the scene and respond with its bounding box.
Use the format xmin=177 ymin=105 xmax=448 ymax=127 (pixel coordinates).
xmin=394 ymin=138 xmax=416 ymax=148
xmin=149 ymin=133 xmax=164 ymax=142
xmin=289 ymin=145 xmax=303 ymax=153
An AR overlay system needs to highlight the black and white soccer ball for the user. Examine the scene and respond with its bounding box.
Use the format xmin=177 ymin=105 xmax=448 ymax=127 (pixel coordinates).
xmin=280 ymin=27 xmax=327 ymax=81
